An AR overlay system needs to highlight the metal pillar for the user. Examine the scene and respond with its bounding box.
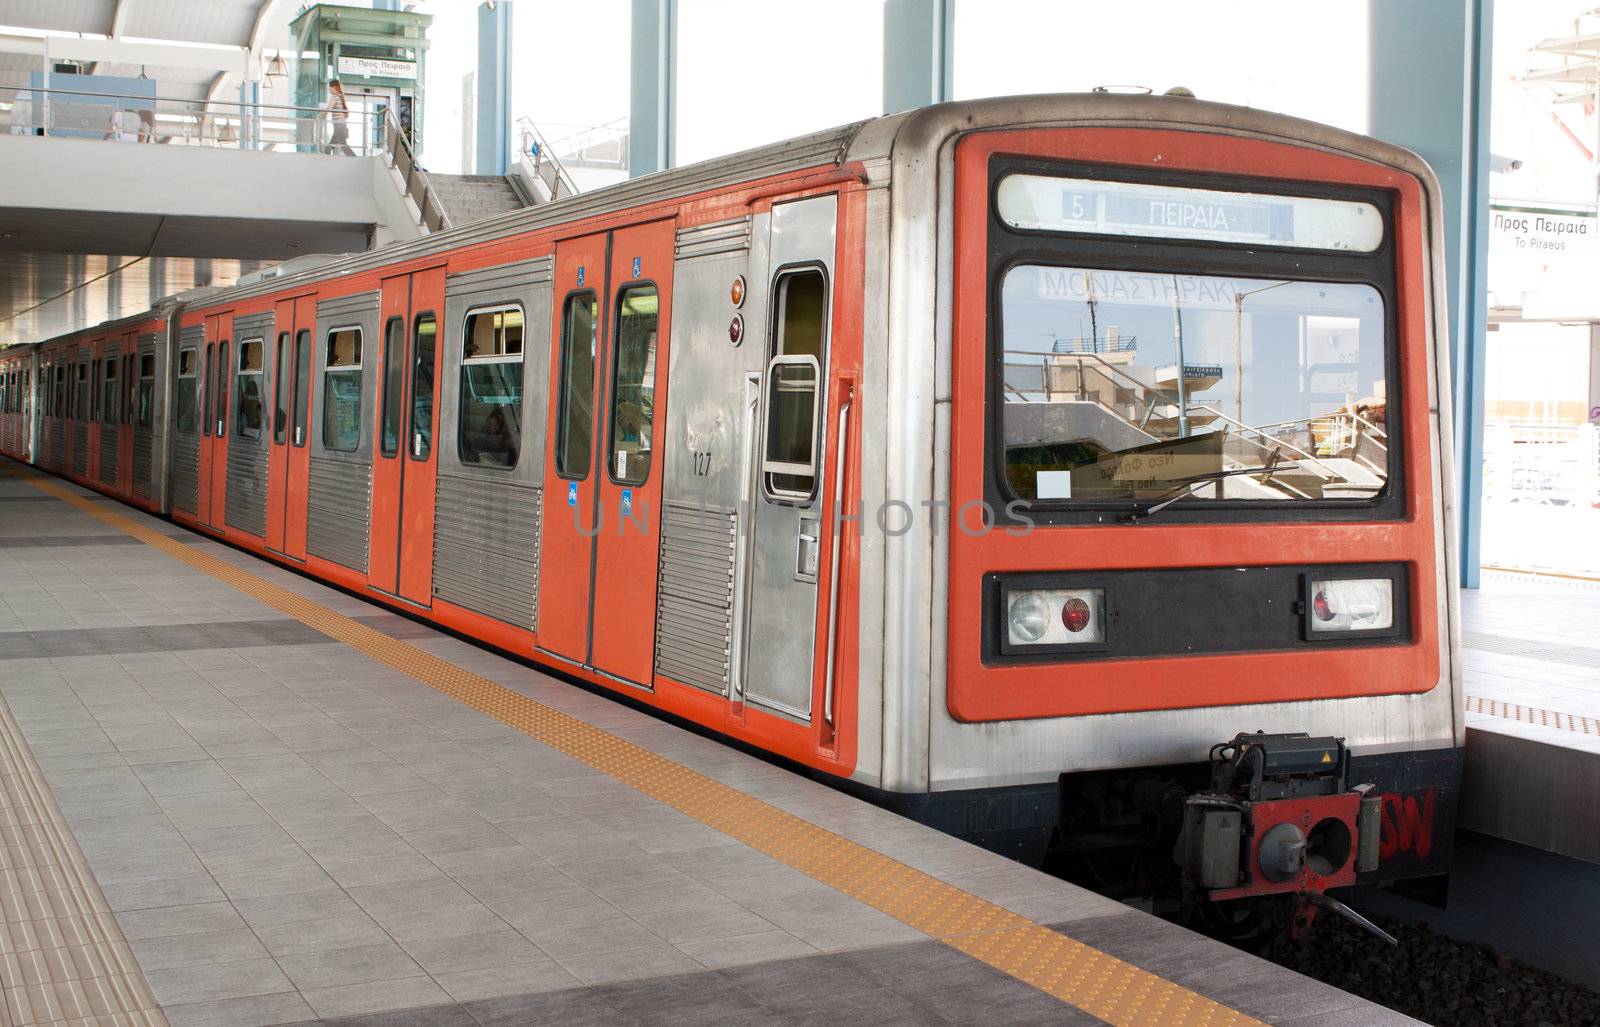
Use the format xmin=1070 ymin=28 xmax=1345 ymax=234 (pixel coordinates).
xmin=373 ymin=0 xmax=401 ymax=9
xmin=475 ymin=1 xmax=512 ymax=176
xmin=629 ymin=0 xmax=675 ymax=178
xmin=1367 ymin=0 xmax=1493 ymax=588
xmin=882 ymin=0 xmax=953 ymax=114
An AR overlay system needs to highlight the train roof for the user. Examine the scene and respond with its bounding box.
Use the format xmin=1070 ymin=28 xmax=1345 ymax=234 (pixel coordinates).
xmin=21 ymin=92 xmax=1438 ymax=352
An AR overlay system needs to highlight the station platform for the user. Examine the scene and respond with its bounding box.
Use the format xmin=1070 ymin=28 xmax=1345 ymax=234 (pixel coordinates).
xmin=1460 ymin=570 xmax=1600 ymax=864
xmin=0 ymin=459 xmax=1412 ymax=1027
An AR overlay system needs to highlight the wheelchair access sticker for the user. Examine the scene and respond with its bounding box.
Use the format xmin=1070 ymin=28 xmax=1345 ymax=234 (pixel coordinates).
xmin=567 ymin=481 xmax=578 ymax=507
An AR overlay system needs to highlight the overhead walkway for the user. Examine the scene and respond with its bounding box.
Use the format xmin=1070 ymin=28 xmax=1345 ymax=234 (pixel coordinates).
xmin=0 ymin=458 xmax=1413 ymax=1026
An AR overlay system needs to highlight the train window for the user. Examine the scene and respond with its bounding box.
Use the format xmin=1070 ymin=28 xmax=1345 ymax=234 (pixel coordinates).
xmin=292 ymin=329 xmax=311 ymax=447
xmin=201 ymin=347 xmax=213 ymax=436
xmin=0 ymin=373 xmax=8 ymax=413
xmin=555 ymin=294 xmax=597 ymax=478
xmin=410 ymin=313 xmax=436 ymax=461
xmin=322 ymin=327 xmax=363 ymax=452
xmin=76 ymin=363 xmax=89 ymax=422
xmin=176 ymin=348 xmax=198 ymax=434
xmin=91 ymin=360 xmax=101 ymax=422
xmin=996 ymin=266 xmax=1388 ymax=504
xmin=762 ymin=269 xmax=829 ymax=499
xmin=214 ymin=341 xmax=230 ymax=438
xmin=236 ymin=339 xmax=265 ymax=440
xmin=458 ymin=305 xmax=524 ymax=469
xmin=137 ymin=354 xmax=155 ymax=429
xmin=102 ymin=357 xmax=119 ymax=425
xmin=380 ymin=318 xmax=404 ymax=457
xmin=273 ymin=333 xmax=290 ymax=444
xmin=608 ymin=286 xmax=658 ymax=485
xmin=53 ymin=365 xmax=64 ymax=418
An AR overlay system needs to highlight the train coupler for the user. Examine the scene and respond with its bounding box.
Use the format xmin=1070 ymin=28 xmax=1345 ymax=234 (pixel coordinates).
xmin=1176 ymin=732 xmax=1383 ymax=915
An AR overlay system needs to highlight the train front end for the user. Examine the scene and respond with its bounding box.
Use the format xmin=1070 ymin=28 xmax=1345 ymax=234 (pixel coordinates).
xmin=892 ymin=95 xmax=1462 ymax=928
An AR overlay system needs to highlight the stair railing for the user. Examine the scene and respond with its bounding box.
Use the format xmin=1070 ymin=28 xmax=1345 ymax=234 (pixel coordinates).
xmin=382 ymin=108 xmax=451 ymax=233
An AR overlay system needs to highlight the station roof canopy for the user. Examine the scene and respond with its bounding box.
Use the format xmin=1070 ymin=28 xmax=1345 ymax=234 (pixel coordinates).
xmin=0 ymin=0 xmax=303 ymax=102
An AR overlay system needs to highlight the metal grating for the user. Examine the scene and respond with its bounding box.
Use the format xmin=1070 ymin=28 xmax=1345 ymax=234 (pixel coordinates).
xmin=97 ymin=425 xmax=118 ymax=486
xmin=675 ymin=217 xmax=753 ymax=261
xmin=431 ymin=474 xmax=542 ymax=629
xmin=305 ymin=455 xmax=371 ymax=572
xmin=654 ymin=503 xmax=737 ymax=693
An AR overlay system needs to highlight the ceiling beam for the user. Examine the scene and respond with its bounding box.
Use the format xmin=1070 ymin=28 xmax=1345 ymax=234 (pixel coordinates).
xmin=109 ymin=0 xmax=134 ymax=39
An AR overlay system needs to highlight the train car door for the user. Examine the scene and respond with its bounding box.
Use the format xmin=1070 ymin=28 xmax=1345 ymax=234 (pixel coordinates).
xmin=589 ymin=222 xmax=673 ymax=684
xmin=738 ymin=196 xmax=838 ymax=720
xmin=537 ymin=231 xmax=609 ymax=666
xmin=119 ymin=335 xmax=137 ymax=496
xmin=197 ymin=312 xmax=232 ymax=530
xmin=368 ymin=266 xmax=445 ymax=604
xmin=267 ymin=295 xmax=316 ymax=560
xmin=537 ymin=224 xmax=673 ymax=682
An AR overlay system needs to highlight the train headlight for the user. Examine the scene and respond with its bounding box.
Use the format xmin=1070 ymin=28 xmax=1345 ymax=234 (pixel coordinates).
xmin=1005 ymin=588 xmax=1106 ymax=646
xmin=1308 ymin=578 xmax=1393 ymax=633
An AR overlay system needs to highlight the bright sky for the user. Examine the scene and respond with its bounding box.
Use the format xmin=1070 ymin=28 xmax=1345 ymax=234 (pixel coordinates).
xmin=405 ymin=0 xmax=1598 ymax=215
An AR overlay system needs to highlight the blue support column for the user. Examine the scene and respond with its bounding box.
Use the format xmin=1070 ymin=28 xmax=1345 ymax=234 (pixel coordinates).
xmin=1367 ymin=0 xmax=1493 ymax=589
xmin=475 ymin=1 xmax=512 ymax=176
xmin=629 ymin=0 xmax=675 ymax=178
xmin=373 ymin=0 xmax=400 ymax=10
xmin=882 ymin=0 xmax=953 ymax=114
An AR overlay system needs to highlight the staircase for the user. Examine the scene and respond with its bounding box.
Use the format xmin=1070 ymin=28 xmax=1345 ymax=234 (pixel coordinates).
xmin=425 ymin=174 xmax=528 ymax=228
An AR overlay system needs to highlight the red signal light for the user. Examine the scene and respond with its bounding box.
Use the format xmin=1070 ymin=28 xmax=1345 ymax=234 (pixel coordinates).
xmin=1313 ymin=589 xmax=1334 ymax=621
xmin=1061 ymin=597 xmax=1092 ymax=633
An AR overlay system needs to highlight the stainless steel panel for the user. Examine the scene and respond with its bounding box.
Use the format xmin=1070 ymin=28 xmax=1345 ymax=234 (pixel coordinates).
xmin=223 ymin=311 xmax=274 ymax=538
xmin=48 ymin=420 xmax=63 ymax=469
xmin=306 ymin=454 xmax=371 ymax=572
xmin=654 ymin=503 xmax=736 ymax=694
xmin=432 ymin=473 xmax=542 ymax=628
xmin=169 ymin=324 xmax=205 ymax=515
xmin=741 ymin=195 xmax=839 ymax=721
xmin=72 ymin=421 xmax=88 ymax=475
xmin=134 ymin=336 xmax=158 ymax=499
xmin=98 ymin=425 xmax=118 ymax=485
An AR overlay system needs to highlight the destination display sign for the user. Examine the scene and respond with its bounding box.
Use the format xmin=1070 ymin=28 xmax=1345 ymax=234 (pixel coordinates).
xmin=336 ymin=56 xmax=418 ymax=81
xmin=996 ymin=174 xmax=1383 ymax=252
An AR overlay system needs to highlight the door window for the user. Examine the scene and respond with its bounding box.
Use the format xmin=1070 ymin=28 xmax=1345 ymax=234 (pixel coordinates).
xmin=762 ymin=269 xmax=829 ymax=499
xmin=236 ymin=339 xmax=264 ymax=439
xmin=123 ymin=354 xmax=136 ymax=425
xmin=292 ymin=329 xmax=311 ymax=446
xmin=274 ymin=332 xmax=290 ymax=444
xmin=322 ymin=327 xmax=363 ymax=452
xmin=410 ymin=313 xmax=437 ymax=460
xmin=76 ymin=363 xmax=89 ymax=422
xmin=555 ymin=293 xmax=598 ymax=477
xmin=380 ymin=317 xmax=404 ymax=457
xmin=202 ymin=347 xmax=213 ymax=436
xmin=608 ymin=286 xmax=659 ymax=485
xmin=214 ymin=341 xmax=230 ymax=438
xmin=459 ymin=305 xmax=524 ymax=468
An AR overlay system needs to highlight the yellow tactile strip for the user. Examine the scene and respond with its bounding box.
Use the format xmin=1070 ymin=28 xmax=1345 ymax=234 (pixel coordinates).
xmin=14 ymin=467 xmax=1262 ymax=1027
xmin=0 ymin=693 xmax=167 ymax=1026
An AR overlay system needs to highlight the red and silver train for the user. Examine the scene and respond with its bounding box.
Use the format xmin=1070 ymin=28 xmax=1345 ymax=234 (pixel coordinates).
xmin=0 ymin=94 xmax=1463 ymax=931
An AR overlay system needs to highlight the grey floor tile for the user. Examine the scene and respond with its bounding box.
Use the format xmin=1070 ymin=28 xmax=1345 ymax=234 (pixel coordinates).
xmin=599 ymin=971 xmax=780 ymax=1027
xmin=233 ymin=888 xmax=363 ymax=929
xmin=253 ymin=914 xmax=393 ymax=957
xmin=464 ymin=986 xmax=633 ymax=1027
xmin=114 ymin=901 xmax=247 ymax=940
xmin=100 ymin=873 xmax=227 ymax=911
xmin=300 ymin=975 xmax=453 ymax=1020
xmin=275 ymin=940 xmax=426 ymax=991
xmin=553 ymin=942 xmax=706 ymax=987
xmin=128 ymin=928 xmax=271 ymax=972
xmin=143 ymin=956 xmax=295 ymax=1006
xmin=161 ymin=991 xmax=318 ymax=1027
xmin=320 ymin=1002 xmax=478 ymax=1027
xmin=434 ymin=958 xmax=582 ymax=1002
xmin=395 ymin=929 xmax=546 ymax=975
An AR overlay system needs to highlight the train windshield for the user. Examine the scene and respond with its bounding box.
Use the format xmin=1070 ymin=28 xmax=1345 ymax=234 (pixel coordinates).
xmin=998 ymin=266 xmax=1388 ymax=504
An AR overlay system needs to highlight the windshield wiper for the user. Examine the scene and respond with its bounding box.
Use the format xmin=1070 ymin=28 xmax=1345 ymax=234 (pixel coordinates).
xmin=1118 ymin=452 xmax=1296 ymax=524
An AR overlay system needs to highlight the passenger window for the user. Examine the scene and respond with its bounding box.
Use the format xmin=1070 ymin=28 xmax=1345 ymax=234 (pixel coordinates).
xmin=53 ymin=365 xmax=64 ymax=418
xmin=458 ymin=306 xmax=524 ymax=469
xmin=201 ymin=348 xmax=214 ymax=436
xmin=273 ymin=333 xmax=290 ymax=444
xmin=762 ymin=269 xmax=829 ymax=499
xmin=410 ymin=313 xmax=437 ymax=460
xmin=292 ymin=329 xmax=311 ymax=447
xmin=123 ymin=354 xmax=136 ymax=425
xmin=176 ymin=348 xmax=198 ymax=434
xmin=214 ymin=341 xmax=230 ymax=438
xmin=102 ymin=357 xmax=118 ymax=425
xmin=380 ymin=318 xmax=404 ymax=457
xmin=137 ymin=354 xmax=155 ymax=429
xmin=236 ymin=339 xmax=265 ymax=440
xmin=322 ymin=327 xmax=363 ymax=452
xmin=555 ymin=293 xmax=598 ymax=477
xmin=608 ymin=286 xmax=659 ymax=485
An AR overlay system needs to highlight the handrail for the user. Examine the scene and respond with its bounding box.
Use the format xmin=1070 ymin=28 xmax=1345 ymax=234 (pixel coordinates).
xmin=381 ymin=107 xmax=449 ymax=234
xmin=5 ymin=84 xmax=369 ymax=120
xmin=1188 ymin=404 xmax=1346 ymax=480
xmin=514 ymin=115 xmax=580 ymax=200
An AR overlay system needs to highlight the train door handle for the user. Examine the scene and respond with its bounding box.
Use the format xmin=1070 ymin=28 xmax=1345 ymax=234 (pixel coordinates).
xmin=294 ymin=427 xmax=303 ymax=446
xmin=795 ymin=517 xmax=820 ymax=583
xmin=413 ymin=432 xmax=424 ymax=458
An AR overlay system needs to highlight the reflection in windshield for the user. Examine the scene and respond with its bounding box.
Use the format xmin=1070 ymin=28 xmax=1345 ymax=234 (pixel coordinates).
xmin=999 ymin=266 xmax=1389 ymax=503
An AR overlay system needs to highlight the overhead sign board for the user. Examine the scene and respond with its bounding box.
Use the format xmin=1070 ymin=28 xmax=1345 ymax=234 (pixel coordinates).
xmin=1488 ymin=204 xmax=1600 ymax=319
xmin=336 ymin=56 xmax=417 ymax=81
